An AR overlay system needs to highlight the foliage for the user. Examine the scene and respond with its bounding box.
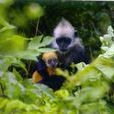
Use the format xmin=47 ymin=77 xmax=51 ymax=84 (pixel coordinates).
xmin=1 ymin=1 xmax=114 ymax=114
xmin=0 ymin=19 xmax=114 ymax=113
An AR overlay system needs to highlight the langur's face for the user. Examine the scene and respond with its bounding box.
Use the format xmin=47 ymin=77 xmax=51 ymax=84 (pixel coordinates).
xmin=52 ymin=18 xmax=76 ymax=53
xmin=42 ymin=52 xmax=58 ymax=68
xmin=45 ymin=58 xmax=58 ymax=68
xmin=55 ymin=37 xmax=72 ymax=53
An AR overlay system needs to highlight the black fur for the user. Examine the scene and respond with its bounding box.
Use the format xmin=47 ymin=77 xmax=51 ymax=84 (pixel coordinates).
xmin=38 ymin=76 xmax=66 ymax=90
xmin=56 ymin=44 xmax=89 ymax=69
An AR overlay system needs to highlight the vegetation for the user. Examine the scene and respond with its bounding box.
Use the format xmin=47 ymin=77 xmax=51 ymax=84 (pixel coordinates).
xmin=0 ymin=1 xmax=114 ymax=114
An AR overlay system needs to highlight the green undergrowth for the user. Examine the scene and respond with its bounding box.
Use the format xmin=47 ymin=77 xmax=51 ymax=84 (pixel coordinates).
xmin=0 ymin=13 xmax=114 ymax=113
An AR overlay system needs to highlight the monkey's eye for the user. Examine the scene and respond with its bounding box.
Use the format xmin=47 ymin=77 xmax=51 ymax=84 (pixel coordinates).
xmin=53 ymin=58 xmax=58 ymax=63
xmin=56 ymin=37 xmax=71 ymax=45
xmin=48 ymin=59 xmax=57 ymax=63
xmin=48 ymin=59 xmax=52 ymax=64
xmin=47 ymin=58 xmax=58 ymax=67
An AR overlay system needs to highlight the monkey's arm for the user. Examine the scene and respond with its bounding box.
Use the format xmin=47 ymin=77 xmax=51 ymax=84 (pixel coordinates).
xmin=35 ymin=59 xmax=49 ymax=79
xmin=76 ymin=48 xmax=90 ymax=64
xmin=32 ymin=58 xmax=49 ymax=83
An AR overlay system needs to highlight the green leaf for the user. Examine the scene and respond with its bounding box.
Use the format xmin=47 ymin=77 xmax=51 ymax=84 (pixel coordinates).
xmin=28 ymin=35 xmax=43 ymax=49
xmin=28 ymin=36 xmax=53 ymax=49
xmin=0 ymin=35 xmax=27 ymax=55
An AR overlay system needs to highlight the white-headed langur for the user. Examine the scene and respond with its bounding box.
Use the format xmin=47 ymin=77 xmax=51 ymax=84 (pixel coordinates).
xmin=51 ymin=18 xmax=90 ymax=73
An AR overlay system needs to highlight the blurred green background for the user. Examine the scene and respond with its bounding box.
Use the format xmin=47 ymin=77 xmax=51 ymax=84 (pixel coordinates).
xmin=1 ymin=0 xmax=114 ymax=58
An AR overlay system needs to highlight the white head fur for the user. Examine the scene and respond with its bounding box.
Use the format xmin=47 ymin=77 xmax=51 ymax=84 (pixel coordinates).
xmin=53 ymin=18 xmax=75 ymax=39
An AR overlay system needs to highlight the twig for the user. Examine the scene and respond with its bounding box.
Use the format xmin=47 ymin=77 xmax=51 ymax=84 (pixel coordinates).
xmin=35 ymin=18 xmax=40 ymax=36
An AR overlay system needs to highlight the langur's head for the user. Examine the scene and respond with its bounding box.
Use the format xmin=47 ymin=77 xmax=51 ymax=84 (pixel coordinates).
xmin=42 ymin=52 xmax=58 ymax=68
xmin=52 ymin=18 xmax=78 ymax=53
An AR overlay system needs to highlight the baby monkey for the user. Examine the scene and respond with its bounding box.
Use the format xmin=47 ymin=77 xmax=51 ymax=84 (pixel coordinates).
xmin=32 ymin=51 xmax=66 ymax=90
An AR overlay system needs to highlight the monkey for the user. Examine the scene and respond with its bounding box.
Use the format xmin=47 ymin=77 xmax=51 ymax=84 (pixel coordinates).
xmin=32 ymin=52 xmax=58 ymax=83
xmin=32 ymin=51 xmax=66 ymax=90
xmin=50 ymin=18 xmax=90 ymax=72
